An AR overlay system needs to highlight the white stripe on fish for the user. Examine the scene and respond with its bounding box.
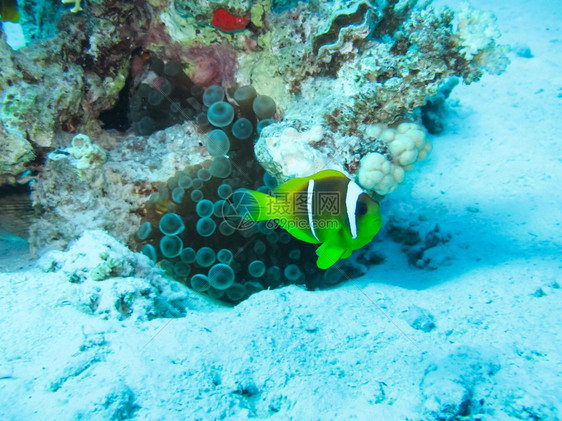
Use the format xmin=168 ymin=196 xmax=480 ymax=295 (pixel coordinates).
xmin=345 ymin=180 xmax=363 ymax=239
xmin=307 ymin=179 xmax=320 ymax=241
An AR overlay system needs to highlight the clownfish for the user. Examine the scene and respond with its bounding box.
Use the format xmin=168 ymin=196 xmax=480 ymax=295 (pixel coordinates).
xmin=234 ymin=169 xmax=383 ymax=269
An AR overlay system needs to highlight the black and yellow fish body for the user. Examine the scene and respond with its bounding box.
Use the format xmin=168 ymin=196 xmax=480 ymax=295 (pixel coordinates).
xmin=235 ymin=170 xmax=383 ymax=269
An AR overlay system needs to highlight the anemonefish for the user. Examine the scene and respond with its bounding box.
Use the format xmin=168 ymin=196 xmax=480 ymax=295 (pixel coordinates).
xmin=234 ymin=169 xmax=383 ymax=269
xmin=0 ymin=0 xmax=19 ymax=23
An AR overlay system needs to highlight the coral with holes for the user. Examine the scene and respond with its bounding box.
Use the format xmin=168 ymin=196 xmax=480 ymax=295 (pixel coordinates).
xmin=134 ymin=86 xmax=344 ymax=304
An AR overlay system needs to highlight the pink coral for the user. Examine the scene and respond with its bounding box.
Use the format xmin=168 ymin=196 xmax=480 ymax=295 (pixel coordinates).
xmin=186 ymin=44 xmax=237 ymax=89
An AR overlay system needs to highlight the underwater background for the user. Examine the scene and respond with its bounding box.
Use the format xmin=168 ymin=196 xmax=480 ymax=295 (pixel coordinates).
xmin=0 ymin=0 xmax=561 ymax=419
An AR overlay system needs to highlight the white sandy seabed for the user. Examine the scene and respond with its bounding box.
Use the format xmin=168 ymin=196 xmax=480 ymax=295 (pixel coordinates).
xmin=0 ymin=0 xmax=561 ymax=419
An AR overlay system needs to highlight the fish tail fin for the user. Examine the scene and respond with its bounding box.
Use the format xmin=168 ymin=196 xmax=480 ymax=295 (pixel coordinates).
xmin=232 ymin=188 xmax=282 ymax=221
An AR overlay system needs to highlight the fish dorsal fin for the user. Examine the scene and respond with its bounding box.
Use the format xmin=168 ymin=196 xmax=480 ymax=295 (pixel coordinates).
xmin=272 ymin=175 xmax=309 ymax=195
xmin=310 ymin=169 xmax=346 ymax=181
xmin=272 ymin=169 xmax=346 ymax=196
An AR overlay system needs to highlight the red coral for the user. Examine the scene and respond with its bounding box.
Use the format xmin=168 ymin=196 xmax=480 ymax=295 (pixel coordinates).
xmin=186 ymin=44 xmax=237 ymax=88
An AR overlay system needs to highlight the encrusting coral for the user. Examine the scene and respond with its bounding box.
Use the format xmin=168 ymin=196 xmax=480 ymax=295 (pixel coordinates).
xmin=28 ymin=123 xmax=211 ymax=253
xmin=37 ymin=230 xmax=202 ymax=320
xmin=0 ymin=0 xmax=150 ymax=185
xmin=244 ymin=0 xmax=509 ymax=195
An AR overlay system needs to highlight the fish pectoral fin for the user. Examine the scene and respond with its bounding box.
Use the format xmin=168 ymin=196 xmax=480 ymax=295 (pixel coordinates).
xmin=316 ymin=242 xmax=347 ymax=269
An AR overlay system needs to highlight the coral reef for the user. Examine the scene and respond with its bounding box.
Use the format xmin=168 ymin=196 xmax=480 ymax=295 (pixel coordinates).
xmin=421 ymin=77 xmax=459 ymax=134
xmin=0 ymin=27 xmax=84 ymax=151
xmin=256 ymin=121 xmax=430 ymax=196
xmin=0 ymin=120 xmax=34 ymax=185
xmin=356 ymin=122 xmax=431 ymax=195
xmin=1 ymin=0 xmax=508 ymax=188
xmin=2 ymin=0 xmax=509 ymax=303
xmin=0 ymin=2 xmax=148 ymax=185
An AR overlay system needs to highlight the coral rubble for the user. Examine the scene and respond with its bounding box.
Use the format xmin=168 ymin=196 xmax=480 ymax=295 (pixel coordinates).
xmin=37 ymin=230 xmax=205 ymax=320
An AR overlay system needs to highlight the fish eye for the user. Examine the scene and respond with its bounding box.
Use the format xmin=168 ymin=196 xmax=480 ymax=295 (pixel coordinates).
xmin=356 ymin=201 xmax=368 ymax=216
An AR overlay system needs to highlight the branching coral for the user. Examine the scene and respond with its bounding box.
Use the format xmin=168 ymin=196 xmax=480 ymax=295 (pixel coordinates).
xmin=453 ymin=3 xmax=510 ymax=79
